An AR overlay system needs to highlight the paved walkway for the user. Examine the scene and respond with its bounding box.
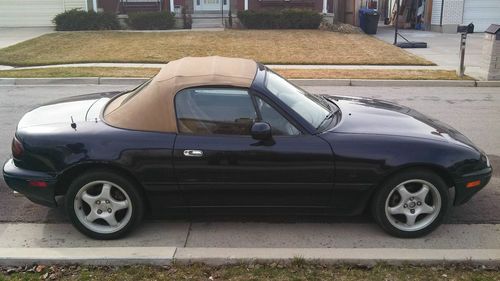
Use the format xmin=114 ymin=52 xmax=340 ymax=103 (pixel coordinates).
xmin=0 ymin=63 xmax=452 ymax=71
xmin=375 ymin=26 xmax=485 ymax=78
xmin=1 ymin=222 xmax=498 ymax=249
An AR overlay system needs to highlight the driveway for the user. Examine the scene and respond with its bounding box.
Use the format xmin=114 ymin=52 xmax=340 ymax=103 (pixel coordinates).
xmin=375 ymin=26 xmax=485 ymax=78
xmin=0 ymin=27 xmax=53 ymax=49
xmin=0 ymin=27 xmax=53 ymax=70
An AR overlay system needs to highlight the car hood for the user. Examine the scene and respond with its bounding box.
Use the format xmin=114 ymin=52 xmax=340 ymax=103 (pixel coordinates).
xmin=326 ymin=95 xmax=480 ymax=151
xmin=17 ymin=92 xmax=122 ymax=129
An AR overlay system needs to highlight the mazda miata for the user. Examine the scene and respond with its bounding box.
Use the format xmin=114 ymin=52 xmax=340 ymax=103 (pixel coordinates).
xmin=3 ymin=56 xmax=492 ymax=239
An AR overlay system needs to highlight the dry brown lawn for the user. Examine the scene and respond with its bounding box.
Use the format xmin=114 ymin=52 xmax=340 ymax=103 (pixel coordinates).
xmin=275 ymin=69 xmax=471 ymax=80
xmin=0 ymin=67 xmax=467 ymax=80
xmin=0 ymin=30 xmax=433 ymax=66
xmin=0 ymin=67 xmax=160 ymax=78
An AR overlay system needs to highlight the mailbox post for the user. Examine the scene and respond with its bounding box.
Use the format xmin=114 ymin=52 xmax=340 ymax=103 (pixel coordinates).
xmin=457 ymin=23 xmax=474 ymax=78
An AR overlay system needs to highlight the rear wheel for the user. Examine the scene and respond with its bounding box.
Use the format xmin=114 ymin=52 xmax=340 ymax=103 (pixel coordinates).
xmin=65 ymin=170 xmax=144 ymax=240
xmin=371 ymin=169 xmax=449 ymax=238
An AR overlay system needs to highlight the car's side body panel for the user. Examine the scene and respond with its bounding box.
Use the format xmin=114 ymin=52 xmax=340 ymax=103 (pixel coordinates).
xmin=13 ymin=118 xmax=184 ymax=210
xmin=173 ymin=134 xmax=334 ymax=207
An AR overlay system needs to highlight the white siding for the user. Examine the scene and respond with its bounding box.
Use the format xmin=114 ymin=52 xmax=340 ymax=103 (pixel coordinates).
xmin=0 ymin=0 xmax=87 ymax=27
xmin=63 ymin=0 xmax=87 ymax=10
xmin=431 ymin=0 xmax=443 ymax=25
xmin=463 ymin=0 xmax=500 ymax=31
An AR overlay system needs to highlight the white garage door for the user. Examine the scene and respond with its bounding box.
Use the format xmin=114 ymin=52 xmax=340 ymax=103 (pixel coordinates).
xmin=0 ymin=0 xmax=87 ymax=27
xmin=463 ymin=0 xmax=500 ymax=32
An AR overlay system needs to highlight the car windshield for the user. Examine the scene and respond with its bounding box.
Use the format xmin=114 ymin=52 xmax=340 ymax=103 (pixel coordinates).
xmin=265 ymin=71 xmax=330 ymax=129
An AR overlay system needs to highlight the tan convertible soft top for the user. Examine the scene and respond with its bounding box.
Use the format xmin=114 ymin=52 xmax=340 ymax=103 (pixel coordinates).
xmin=104 ymin=56 xmax=258 ymax=133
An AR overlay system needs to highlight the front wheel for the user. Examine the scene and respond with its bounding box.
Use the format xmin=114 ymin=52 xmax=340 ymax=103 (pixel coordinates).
xmin=371 ymin=169 xmax=450 ymax=238
xmin=65 ymin=170 xmax=144 ymax=240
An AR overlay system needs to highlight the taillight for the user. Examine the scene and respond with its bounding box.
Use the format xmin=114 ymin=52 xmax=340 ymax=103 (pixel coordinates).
xmin=12 ymin=137 xmax=24 ymax=159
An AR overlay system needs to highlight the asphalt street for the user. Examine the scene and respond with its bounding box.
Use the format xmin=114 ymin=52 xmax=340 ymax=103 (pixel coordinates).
xmin=0 ymin=84 xmax=498 ymax=225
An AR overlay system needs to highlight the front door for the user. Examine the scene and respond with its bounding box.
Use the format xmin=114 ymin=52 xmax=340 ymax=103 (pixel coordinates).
xmin=194 ymin=0 xmax=228 ymax=11
xmin=173 ymin=87 xmax=334 ymax=207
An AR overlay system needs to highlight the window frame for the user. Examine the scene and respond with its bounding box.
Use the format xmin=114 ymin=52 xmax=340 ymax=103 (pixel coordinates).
xmin=174 ymin=86 xmax=306 ymax=137
xmin=248 ymin=89 xmax=305 ymax=136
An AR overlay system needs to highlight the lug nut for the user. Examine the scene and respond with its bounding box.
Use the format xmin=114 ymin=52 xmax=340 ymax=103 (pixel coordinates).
xmin=410 ymin=209 xmax=415 ymax=214
xmin=410 ymin=197 xmax=414 ymax=201
xmin=97 ymin=209 xmax=102 ymax=214
xmin=106 ymin=200 xmax=110 ymax=204
xmin=417 ymin=202 xmax=422 ymax=206
xmin=96 ymin=200 xmax=101 ymax=205
xmin=403 ymin=204 xmax=408 ymax=208
xmin=107 ymin=208 xmax=112 ymax=213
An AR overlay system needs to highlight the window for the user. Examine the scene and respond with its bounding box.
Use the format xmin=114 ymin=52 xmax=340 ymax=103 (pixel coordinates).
xmin=176 ymin=88 xmax=257 ymax=135
xmin=265 ymin=71 xmax=330 ymax=129
xmin=255 ymin=96 xmax=300 ymax=136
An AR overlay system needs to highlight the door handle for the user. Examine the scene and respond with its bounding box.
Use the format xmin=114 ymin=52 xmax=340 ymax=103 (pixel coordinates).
xmin=183 ymin=150 xmax=203 ymax=157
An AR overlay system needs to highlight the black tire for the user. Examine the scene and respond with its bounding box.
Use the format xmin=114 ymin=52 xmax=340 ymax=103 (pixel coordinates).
xmin=64 ymin=169 xmax=144 ymax=240
xmin=371 ymin=169 xmax=450 ymax=238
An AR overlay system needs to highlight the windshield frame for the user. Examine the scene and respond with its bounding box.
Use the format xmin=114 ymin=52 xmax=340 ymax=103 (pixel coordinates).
xmin=263 ymin=70 xmax=337 ymax=134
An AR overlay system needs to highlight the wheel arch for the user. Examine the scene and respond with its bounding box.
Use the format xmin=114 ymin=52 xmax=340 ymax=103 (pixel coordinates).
xmin=364 ymin=164 xmax=456 ymax=212
xmin=55 ymin=163 xmax=150 ymax=209
xmin=380 ymin=164 xmax=456 ymax=189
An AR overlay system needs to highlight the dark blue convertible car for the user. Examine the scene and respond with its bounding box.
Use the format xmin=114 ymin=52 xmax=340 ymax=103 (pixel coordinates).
xmin=3 ymin=56 xmax=492 ymax=239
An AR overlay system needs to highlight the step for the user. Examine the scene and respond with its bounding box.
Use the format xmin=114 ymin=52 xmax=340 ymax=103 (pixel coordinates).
xmin=192 ymin=17 xmax=225 ymax=28
xmin=191 ymin=13 xmax=228 ymax=18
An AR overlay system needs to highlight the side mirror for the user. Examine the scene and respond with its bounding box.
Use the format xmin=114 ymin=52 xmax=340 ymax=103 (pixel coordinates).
xmin=251 ymin=122 xmax=272 ymax=141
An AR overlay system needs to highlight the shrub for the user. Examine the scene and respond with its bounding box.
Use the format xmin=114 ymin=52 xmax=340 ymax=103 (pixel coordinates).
xmin=237 ymin=9 xmax=322 ymax=29
xmin=127 ymin=11 xmax=176 ymax=30
xmin=53 ymin=9 xmax=119 ymax=31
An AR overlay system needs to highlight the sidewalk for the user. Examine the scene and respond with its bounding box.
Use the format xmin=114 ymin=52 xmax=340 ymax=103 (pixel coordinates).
xmin=1 ymin=222 xmax=499 ymax=265
xmin=0 ymin=63 xmax=451 ymax=71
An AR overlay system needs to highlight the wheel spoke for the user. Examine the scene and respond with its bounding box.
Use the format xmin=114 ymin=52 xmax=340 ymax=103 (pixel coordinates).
xmin=85 ymin=211 xmax=99 ymax=223
xmin=405 ymin=212 xmax=418 ymax=226
xmin=103 ymin=214 xmax=118 ymax=227
xmin=99 ymin=183 xmax=112 ymax=199
xmin=81 ymin=191 xmax=97 ymax=206
xmin=388 ymin=203 xmax=405 ymax=215
xmin=397 ymin=185 xmax=412 ymax=201
xmin=420 ymin=202 xmax=435 ymax=214
xmin=112 ymin=199 xmax=129 ymax=211
xmin=414 ymin=185 xmax=430 ymax=202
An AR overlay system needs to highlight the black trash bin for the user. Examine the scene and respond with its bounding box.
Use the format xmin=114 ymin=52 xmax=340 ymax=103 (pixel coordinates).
xmin=359 ymin=8 xmax=379 ymax=34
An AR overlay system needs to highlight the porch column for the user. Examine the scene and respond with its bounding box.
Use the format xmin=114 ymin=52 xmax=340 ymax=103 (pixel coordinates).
xmin=244 ymin=0 xmax=248 ymax=10
xmin=170 ymin=0 xmax=174 ymax=12
xmin=93 ymin=0 xmax=98 ymax=11
xmin=322 ymin=0 xmax=327 ymax=13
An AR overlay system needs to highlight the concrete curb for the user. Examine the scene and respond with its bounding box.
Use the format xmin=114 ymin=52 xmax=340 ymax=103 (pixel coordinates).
xmin=349 ymin=79 xmax=477 ymax=87
xmin=1 ymin=247 xmax=500 ymax=266
xmin=1 ymin=77 xmax=498 ymax=87
xmin=476 ymin=81 xmax=500 ymax=87
xmin=0 ymin=247 xmax=176 ymax=266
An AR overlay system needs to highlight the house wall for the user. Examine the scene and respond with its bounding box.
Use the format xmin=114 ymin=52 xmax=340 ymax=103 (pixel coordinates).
xmin=98 ymin=0 xmax=120 ymax=13
xmin=0 ymin=0 xmax=88 ymax=27
xmin=430 ymin=0 xmax=500 ymax=32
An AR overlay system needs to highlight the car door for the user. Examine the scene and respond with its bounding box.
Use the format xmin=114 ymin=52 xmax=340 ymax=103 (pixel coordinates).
xmin=173 ymin=87 xmax=334 ymax=207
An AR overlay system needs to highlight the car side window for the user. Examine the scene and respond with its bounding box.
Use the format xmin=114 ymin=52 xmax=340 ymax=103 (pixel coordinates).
xmin=254 ymin=96 xmax=301 ymax=136
xmin=175 ymin=88 xmax=257 ymax=135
